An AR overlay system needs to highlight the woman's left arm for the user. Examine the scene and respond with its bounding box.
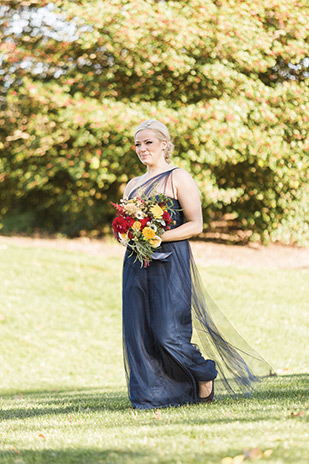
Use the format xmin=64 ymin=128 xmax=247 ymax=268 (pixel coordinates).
xmin=161 ymin=169 xmax=203 ymax=242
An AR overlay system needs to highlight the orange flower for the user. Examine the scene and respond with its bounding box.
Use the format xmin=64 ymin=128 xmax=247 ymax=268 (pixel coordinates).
xmin=142 ymin=227 xmax=156 ymax=239
xmin=132 ymin=221 xmax=142 ymax=230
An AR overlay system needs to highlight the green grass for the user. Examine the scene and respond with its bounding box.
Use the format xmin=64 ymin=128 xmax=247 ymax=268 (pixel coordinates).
xmin=0 ymin=242 xmax=308 ymax=464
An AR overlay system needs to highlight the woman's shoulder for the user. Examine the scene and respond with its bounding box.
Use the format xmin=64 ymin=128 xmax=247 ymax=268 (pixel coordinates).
xmin=173 ymin=167 xmax=195 ymax=182
xmin=123 ymin=175 xmax=145 ymax=199
xmin=172 ymin=167 xmax=199 ymax=197
xmin=127 ymin=175 xmax=142 ymax=187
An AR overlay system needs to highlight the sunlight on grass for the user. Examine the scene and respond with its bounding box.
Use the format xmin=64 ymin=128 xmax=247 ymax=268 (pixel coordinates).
xmin=0 ymin=243 xmax=308 ymax=464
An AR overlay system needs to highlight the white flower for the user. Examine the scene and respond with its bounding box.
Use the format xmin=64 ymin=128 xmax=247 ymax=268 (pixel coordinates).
xmin=136 ymin=211 xmax=145 ymax=219
xmin=124 ymin=203 xmax=140 ymax=215
xmin=149 ymin=224 xmax=157 ymax=232
xmin=118 ymin=232 xmax=129 ymax=246
xmin=149 ymin=235 xmax=162 ymax=248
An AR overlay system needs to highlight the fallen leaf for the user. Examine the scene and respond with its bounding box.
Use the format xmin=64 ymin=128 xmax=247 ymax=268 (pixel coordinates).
xmin=222 ymin=458 xmax=234 ymax=464
xmin=38 ymin=433 xmax=46 ymax=439
xmin=233 ymin=455 xmax=245 ymax=464
xmin=244 ymin=447 xmax=263 ymax=460
xmin=155 ymin=409 xmax=162 ymax=420
xmin=263 ymin=449 xmax=273 ymax=458
xmin=290 ymin=411 xmax=304 ymax=417
xmin=11 ymin=447 xmax=20 ymax=454
xmin=222 ymin=454 xmax=245 ymax=463
xmin=130 ymin=410 xmax=137 ymax=420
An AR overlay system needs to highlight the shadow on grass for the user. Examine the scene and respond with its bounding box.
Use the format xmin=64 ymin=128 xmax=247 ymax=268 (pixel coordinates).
xmin=252 ymin=372 xmax=309 ymax=401
xmin=1 ymin=444 xmax=308 ymax=464
xmin=0 ymin=448 xmax=219 ymax=464
xmin=0 ymin=387 xmax=130 ymax=420
xmin=215 ymin=372 xmax=308 ymax=401
xmin=0 ymin=374 xmax=307 ymax=422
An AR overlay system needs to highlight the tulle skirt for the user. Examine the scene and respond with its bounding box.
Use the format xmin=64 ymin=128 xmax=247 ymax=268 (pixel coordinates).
xmin=122 ymin=238 xmax=274 ymax=410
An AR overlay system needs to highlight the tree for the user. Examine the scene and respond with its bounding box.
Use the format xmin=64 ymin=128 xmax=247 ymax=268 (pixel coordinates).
xmin=0 ymin=0 xmax=308 ymax=243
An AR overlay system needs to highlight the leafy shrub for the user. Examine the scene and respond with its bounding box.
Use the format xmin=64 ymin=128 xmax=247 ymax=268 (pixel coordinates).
xmin=0 ymin=0 xmax=308 ymax=244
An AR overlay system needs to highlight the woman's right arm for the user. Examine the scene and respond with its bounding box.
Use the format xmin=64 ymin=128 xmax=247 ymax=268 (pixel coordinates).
xmin=160 ymin=169 xmax=203 ymax=242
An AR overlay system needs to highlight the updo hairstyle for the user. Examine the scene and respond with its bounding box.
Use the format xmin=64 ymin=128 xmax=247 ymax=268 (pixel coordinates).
xmin=134 ymin=119 xmax=174 ymax=163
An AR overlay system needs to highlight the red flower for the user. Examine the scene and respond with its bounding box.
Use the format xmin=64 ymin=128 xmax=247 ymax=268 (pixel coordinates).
xmin=126 ymin=216 xmax=135 ymax=227
xmin=163 ymin=211 xmax=172 ymax=225
xmin=139 ymin=217 xmax=150 ymax=229
xmin=110 ymin=201 xmax=126 ymax=216
xmin=112 ymin=216 xmax=129 ymax=234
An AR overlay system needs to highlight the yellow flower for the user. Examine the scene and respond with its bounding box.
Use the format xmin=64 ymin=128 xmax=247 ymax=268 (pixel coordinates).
xmin=142 ymin=227 xmax=156 ymax=239
xmin=150 ymin=204 xmax=164 ymax=219
xmin=149 ymin=235 xmax=162 ymax=248
xmin=132 ymin=221 xmax=142 ymax=230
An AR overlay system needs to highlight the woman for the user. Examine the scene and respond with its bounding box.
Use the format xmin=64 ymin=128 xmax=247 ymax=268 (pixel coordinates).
xmin=122 ymin=119 xmax=274 ymax=410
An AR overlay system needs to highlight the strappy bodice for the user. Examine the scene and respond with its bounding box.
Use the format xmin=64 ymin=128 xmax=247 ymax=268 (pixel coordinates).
xmin=128 ymin=167 xmax=179 ymax=201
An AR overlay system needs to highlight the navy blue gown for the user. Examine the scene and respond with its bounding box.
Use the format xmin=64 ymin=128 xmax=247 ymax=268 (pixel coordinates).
xmin=122 ymin=168 xmax=274 ymax=409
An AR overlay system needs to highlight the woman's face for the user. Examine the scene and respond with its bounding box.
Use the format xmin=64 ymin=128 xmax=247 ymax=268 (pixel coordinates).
xmin=134 ymin=129 xmax=167 ymax=166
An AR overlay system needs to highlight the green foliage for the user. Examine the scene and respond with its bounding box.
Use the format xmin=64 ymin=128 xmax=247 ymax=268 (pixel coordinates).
xmin=0 ymin=0 xmax=308 ymax=243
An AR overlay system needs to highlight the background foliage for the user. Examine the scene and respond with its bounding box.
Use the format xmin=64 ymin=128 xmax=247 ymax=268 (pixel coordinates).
xmin=0 ymin=0 xmax=308 ymax=243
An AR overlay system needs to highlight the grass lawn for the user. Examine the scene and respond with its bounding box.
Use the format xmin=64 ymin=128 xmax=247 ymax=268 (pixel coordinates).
xmin=0 ymin=241 xmax=308 ymax=464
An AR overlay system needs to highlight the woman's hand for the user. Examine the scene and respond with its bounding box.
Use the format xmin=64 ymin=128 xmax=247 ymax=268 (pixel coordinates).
xmin=161 ymin=169 xmax=203 ymax=242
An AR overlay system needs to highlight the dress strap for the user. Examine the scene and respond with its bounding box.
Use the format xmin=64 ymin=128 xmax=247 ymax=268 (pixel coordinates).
xmin=128 ymin=167 xmax=179 ymax=199
xmin=170 ymin=167 xmax=178 ymax=199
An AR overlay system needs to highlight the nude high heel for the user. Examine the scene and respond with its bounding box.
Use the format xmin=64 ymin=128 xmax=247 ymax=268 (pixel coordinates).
xmin=199 ymin=380 xmax=214 ymax=403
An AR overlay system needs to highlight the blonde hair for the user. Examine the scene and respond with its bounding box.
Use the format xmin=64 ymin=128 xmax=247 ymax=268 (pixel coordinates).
xmin=134 ymin=119 xmax=174 ymax=163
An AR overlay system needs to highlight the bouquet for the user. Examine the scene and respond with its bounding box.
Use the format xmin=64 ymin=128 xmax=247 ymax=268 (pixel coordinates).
xmin=111 ymin=193 xmax=177 ymax=267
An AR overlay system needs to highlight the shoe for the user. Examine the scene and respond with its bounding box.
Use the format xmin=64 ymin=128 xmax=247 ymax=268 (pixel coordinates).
xmin=199 ymin=380 xmax=214 ymax=403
